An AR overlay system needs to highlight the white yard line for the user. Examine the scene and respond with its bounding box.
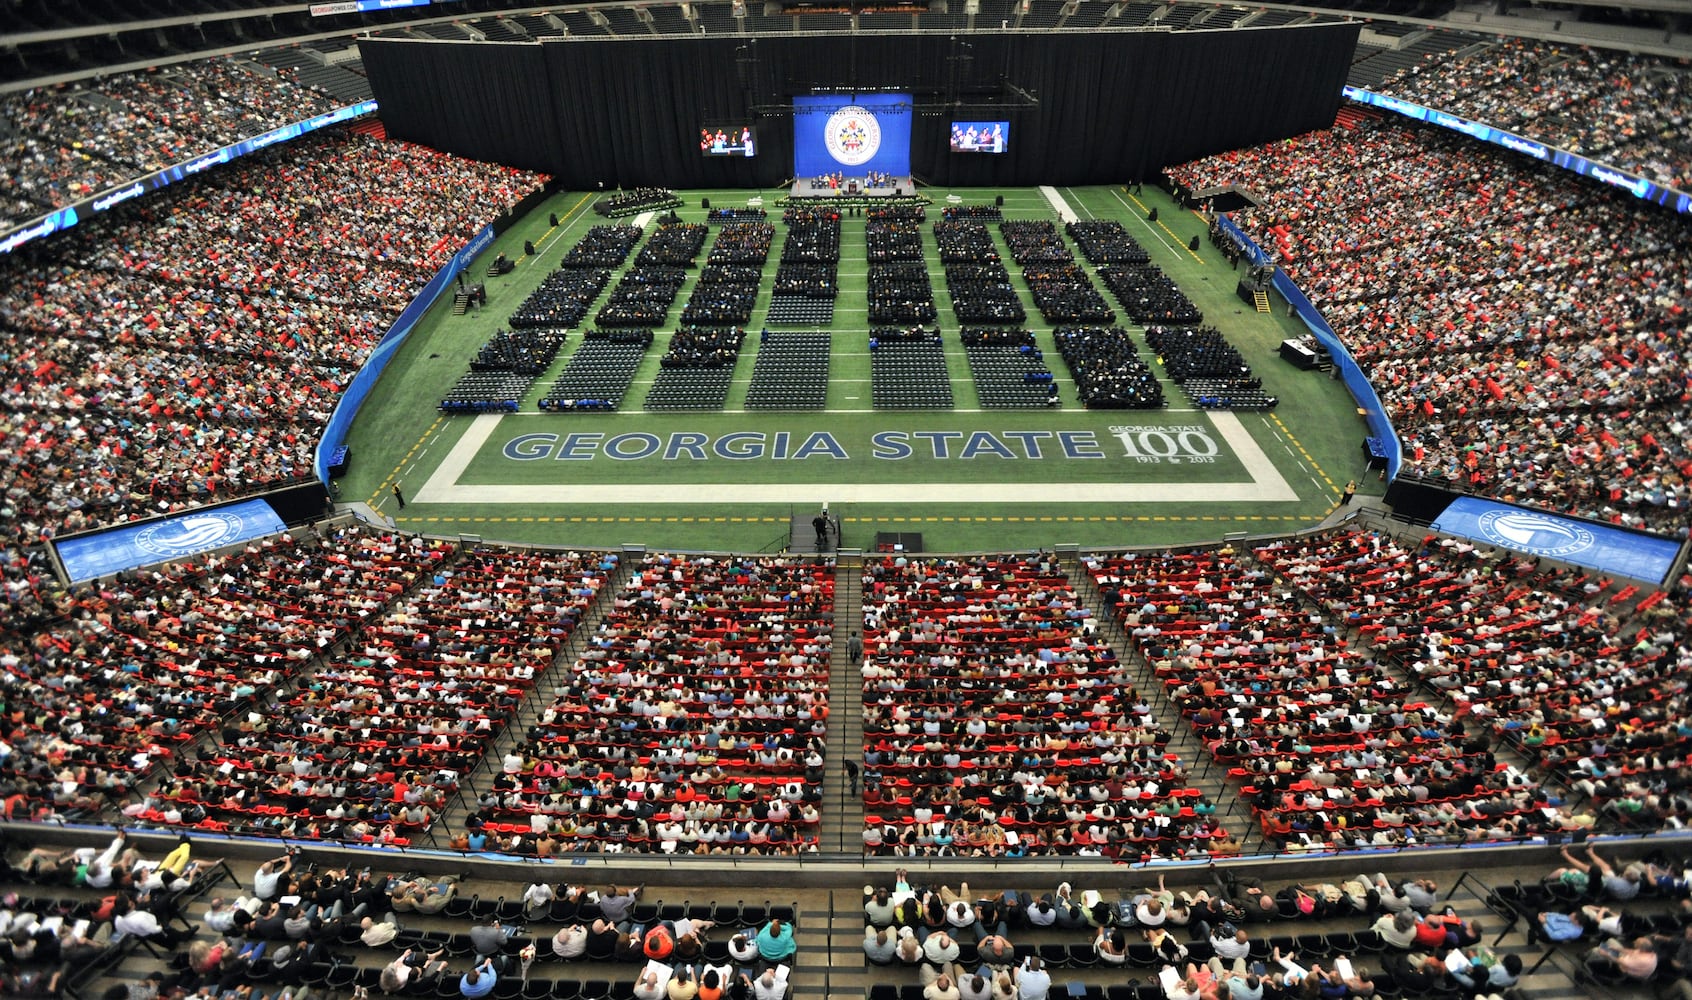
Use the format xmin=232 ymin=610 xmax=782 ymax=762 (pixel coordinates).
xmin=534 ymin=203 xmax=592 ymax=255
xmin=1108 ymin=187 xmax=1178 ymax=255
xmin=485 ymin=406 xmax=1202 ymax=415
xmin=1039 ymin=186 xmax=1079 ymax=224
xmin=421 ymin=412 xmax=502 ymax=499
xmin=419 ymin=481 xmax=1295 ymax=505
xmin=1209 ymin=411 xmax=1296 ymax=500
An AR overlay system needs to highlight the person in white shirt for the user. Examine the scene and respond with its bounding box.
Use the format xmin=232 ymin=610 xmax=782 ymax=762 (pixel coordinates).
xmin=1025 ymin=897 xmax=1057 ymax=928
xmin=113 ymin=900 xmax=187 ymax=946
xmin=523 ymin=882 xmax=556 ymax=920
xmin=895 ymin=926 xmax=924 ymax=964
xmin=925 ymin=974 xmax=961 ymax=1000
xmin=82 ymin=834 xmax=132 ymax=890
xmin=382 ymin=946 xmax=451 ymax=992
xmin=361 ymin=915 xmax=400 ymax=947
xmin=633 ymin=969 xmax=667 ymax=1000
xmin=923 ymin=930 xmax=960 ymax=967
xmin=751 ymin=969 xmax=787 ymax=1000
xmin=552 ymin=924 xmax=588 ymax=959
xmin=204 ymin=897 xmax=259 ymax=935
xmin=1211 ymin=927 xmax=1251 ymax=963
xmin=251 ymin=853 xmax=295 ymax=901
xmin=1015 ymin=957 xmax=1050 ymax=1000
xmin=1094 ymin=927 xmax=1127 ymax=965
xmin=728 ymin=932 xmax=759 ymax=964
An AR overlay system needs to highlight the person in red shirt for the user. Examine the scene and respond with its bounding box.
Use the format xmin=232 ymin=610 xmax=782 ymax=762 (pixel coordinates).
xmin=643 ymin=922 xmax=676 ymax=961
xmin=1412 ymin=913 xmax=1451 ymax=952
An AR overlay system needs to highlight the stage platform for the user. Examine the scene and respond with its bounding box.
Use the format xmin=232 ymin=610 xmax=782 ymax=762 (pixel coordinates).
xmin=790 ymin=176 xmax=917 ymax=199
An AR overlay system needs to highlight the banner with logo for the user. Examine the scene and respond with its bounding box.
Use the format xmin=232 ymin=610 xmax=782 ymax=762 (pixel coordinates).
xmin=1433 ymin=496 xmax=1680 ymax=584
xmin=792 ymin=94 xmax=912 ymax=178
xmin=54 ymin=498 xmax=287 ymax=583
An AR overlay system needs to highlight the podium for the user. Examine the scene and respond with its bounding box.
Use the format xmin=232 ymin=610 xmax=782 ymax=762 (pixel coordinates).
xmin=1279 ymin=338 xmax=1320 ymax=370
xmin=874 ymin=532 xmax=923 ymax=553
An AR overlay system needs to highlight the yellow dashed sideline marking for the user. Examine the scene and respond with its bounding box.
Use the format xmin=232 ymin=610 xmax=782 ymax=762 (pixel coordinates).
xmin=1270 ymin=412 xmax=1340 ymax=495
xmin=371 ymin=415 xmax=445 ymax=512
xmin=1124 ymin=189 xmax=1204 ymax=264
xmin=518 ymin=193 xmax=592 ymax=263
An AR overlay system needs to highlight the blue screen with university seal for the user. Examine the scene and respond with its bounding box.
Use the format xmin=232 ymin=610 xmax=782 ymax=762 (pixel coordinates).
xmin=792 ymin=94 xmax=912 ymax=177
xmin=55 ymin=498 xmax=288 ymax=583
xmin=1433 ymin=496 xmax=1680 ymax=584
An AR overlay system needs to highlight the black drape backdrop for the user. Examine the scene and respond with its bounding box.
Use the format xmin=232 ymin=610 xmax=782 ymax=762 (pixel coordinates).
xmin=361 ymin=39 xmax=560 ymax=176
xmin=363 ymin=24 xmax=1358 ymax=188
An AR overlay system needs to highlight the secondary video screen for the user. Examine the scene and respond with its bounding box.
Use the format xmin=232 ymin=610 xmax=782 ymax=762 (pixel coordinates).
xmin=950 ymin=121 xmax=1009 ymax=153
xmin=700 ymin=124 xmax=757 ymax=157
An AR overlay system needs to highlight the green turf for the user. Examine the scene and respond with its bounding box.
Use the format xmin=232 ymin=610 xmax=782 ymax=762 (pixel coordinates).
xmin=337 ymin=184 xmax=1382 ymax=551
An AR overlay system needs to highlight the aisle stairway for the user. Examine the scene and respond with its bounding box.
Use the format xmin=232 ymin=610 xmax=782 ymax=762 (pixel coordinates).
xmin=824 ymin=555 xmax=865 ymax=855
xmin=1059 ymin=550 xmax=1253 ymax=850
xmin=436 ymin=553 xmax=635 ymax=836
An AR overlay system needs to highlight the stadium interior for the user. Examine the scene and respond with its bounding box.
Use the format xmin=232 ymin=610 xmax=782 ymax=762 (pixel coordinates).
xmin=1 ymin=1 xmax=1691 ymax=999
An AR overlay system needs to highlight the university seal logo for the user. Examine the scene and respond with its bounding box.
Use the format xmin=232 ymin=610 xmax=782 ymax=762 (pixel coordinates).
xmin=1475 ymin=510 xmax=1595 ymax=559
xmin=824 ymin=106 xmax=881 ymax=167
xmin=135 ymin=512 xmax=250 ymax=557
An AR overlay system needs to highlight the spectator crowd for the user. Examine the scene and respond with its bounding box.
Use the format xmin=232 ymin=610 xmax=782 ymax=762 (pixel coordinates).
xmin=1 ymin=58 xmax=345 ymax=227
xmin=0 ymin=127 xmax=544 ymax=621
xmin=1168 ymin=114 xmax=1692 ymax=534
xmin=1378 ymin=38 xmax=1692 ymax=190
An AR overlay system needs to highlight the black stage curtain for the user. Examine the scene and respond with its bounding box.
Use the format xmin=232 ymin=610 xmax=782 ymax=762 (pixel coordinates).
xmin=363 ymin=24 xmax=1358 ymax=188
xmin=361 ymin=39 xmax=561 ymax=176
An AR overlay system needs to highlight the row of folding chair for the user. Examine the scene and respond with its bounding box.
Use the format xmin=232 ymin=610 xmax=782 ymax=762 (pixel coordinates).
xmin=644 ymin=368 xmax=736 ymax=410
xmin=871 ymin=341 xmax=953 ymax=409
xmin=745 ymin=332 xmax=830 ymax=410
xmin=765 ymin=295 xmax=837 ymax=325
xmin=541 ymin=341 xmax=650 ymax=411
xmin=964 ymin=344 xmax=1062 ymax=409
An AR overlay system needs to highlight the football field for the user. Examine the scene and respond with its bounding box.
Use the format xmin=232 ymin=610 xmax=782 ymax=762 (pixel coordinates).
xmin=338 ymin=183 xmax=1376 ymax=551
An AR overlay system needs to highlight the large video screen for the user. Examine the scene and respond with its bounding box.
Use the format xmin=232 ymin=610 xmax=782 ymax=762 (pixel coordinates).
xmin=700 ymin=124 xmax=757 ymax=157
xmin=792 ymin=93 xmax=912 ymax=177
xmin=951 ymin=121 xmax=1009 ymax=154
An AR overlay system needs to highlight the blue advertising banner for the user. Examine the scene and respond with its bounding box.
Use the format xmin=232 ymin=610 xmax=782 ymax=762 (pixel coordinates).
xmin=314 ymin=223 xmax=496 ymax=481
xmin=792 ymin=94 xmax=913 ymax=177
xmin=1433 ymin=496 xmax=1680 ymax=584
xmin=1214 ymin=213 xmax=1401 ymax=479
xmin=55 ymin=498 xmax=287 ymax=583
